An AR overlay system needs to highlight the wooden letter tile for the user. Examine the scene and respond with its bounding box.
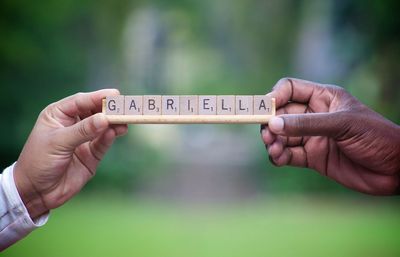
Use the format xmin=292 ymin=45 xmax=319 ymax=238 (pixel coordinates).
xmin=253 ymin=95 xmax=272 ymax=115
xmin=217 ymin=95 xmax=235 ymax=115
xmin=199 ymin=96 xmax=216 ymax=115
xmin=124 ymin=96 xmax=143 ymax=115
xmin=162 ymin=96 xmax=179 ymax=115
xmin=105 ymin=95 xmax=124 ymax=115
xmin=143 ymin=95 xmax=161 ymax=115
xmin=180 ymin=95 xmax=198 ymax=115
xmin=235 ymin=96 xmax=253 ymax=115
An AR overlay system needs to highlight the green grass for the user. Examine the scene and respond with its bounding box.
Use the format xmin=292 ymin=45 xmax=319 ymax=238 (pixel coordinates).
xmin=3 ymin=195 xmax=400 ymax=257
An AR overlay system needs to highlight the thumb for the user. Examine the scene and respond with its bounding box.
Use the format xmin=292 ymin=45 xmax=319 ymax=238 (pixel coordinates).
xmin=59 ymin=113 xmax=110 ymax=149
xmin=269 ymin=112 xmax=347 ymax=137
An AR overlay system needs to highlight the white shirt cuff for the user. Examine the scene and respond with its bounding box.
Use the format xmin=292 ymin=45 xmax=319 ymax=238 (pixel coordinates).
xmin=0 ymin=163 xmax=49 ymax=250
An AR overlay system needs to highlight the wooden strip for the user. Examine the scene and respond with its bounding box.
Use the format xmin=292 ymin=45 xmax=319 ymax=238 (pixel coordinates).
xmin=101 ymin=98 xmax=275 ymax=124
xmin=104 ymin=115 xmax=274 ymax=124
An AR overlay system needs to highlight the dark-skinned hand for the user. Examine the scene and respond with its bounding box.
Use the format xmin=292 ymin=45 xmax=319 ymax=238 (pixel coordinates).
xmin=261 ymin=78 xmax=400 ymax=195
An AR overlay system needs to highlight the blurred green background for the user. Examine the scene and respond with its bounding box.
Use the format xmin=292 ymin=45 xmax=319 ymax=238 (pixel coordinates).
xmin=1 ymin=0 xmax=400 ymax=256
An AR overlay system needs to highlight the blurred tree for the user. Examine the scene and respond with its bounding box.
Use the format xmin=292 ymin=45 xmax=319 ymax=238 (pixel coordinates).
xmin=0 ymin=0 xmax=132 ymax=168
xmin=333 ymin=0 xmax=400 ymax=122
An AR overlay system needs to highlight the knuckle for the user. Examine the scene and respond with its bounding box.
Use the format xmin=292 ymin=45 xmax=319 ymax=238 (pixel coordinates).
xmin=273 ymin=77 xmax=292 ymax=90
xmin=278 ymin=77 xmax=291 ymax=83
xmin=277 ymin=77 xmax=293 ymax=86
xmin=38 ymin=103 xmax=55 ymax=120
xmin=325 ymin=84 xmax=342 ymax=91
xmin=73 ymin=92 xmax=87 ymax=102
xmin=75 ymin=92 xmax=85 ymax=98
xmin=325 ymin=84 xmax=349 ymax=97
xmin=322 ymin=84 xmax=354 ymax=107
xmin=43 ymin=102 xmax=55 ymax=113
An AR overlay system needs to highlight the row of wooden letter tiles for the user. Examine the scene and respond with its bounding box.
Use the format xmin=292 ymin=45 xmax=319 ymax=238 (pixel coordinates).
xmin=105 ymin=95 xmax=273 ymax=115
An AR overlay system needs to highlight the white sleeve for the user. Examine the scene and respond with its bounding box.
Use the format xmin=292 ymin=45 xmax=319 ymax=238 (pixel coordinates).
xmin=0 ymin=163 xmax=49 ymax=251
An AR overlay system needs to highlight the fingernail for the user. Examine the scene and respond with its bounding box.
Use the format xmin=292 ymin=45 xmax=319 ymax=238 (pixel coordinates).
xmin=269 ymin=117 xmax=284 ymax=134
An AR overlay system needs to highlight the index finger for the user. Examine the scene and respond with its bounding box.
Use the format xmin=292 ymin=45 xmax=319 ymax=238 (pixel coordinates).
xmin=55 ymin=89 xmax=120 ymax=119
xmin=267 ymin=78 xmax=332 ymax=108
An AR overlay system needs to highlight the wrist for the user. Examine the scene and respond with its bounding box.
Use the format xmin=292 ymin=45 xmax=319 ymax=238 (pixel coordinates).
xmin=13 ymin=163 xmax=49 ymax=220
xmin=22 ymin=194 xmax=49 ymax=220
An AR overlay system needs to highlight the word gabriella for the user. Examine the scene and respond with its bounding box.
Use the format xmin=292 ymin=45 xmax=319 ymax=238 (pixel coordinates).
xmin=105 ymin=95 xmax=274 ymax=116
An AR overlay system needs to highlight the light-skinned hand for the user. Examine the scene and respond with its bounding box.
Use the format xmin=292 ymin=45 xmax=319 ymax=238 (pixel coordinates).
xmin=14 ymin=89 xmax=128 ymax=219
